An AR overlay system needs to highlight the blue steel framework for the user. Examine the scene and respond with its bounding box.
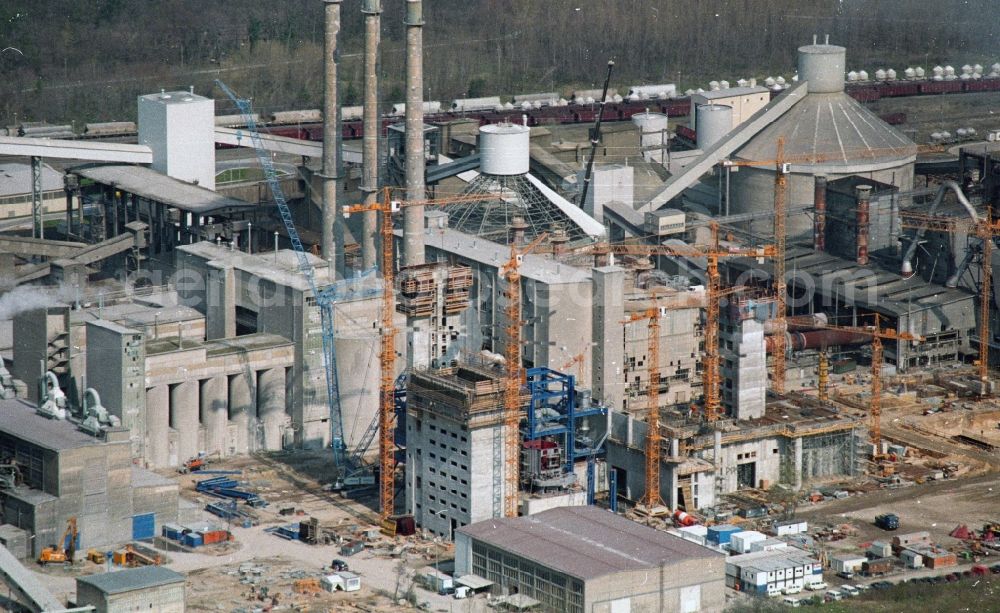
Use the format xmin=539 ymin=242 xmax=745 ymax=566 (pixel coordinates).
xmin=524 ymin=367 xmax=607 ymax=491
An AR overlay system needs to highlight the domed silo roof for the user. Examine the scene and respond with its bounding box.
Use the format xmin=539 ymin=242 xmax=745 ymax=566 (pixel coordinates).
xmin=728 ymin=43 xmax=917 ymax=239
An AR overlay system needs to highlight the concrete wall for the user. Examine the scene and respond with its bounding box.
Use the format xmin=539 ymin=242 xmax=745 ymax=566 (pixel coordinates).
xmin=86 ymin=321 xmax=146 ymax=458
xmin=77 ymin=580 xmax=185 ymax=613
xmin=586 ymin=557 xmax=726 ymax=613
xmin=730 ymin=164 xmax=915 ymax=239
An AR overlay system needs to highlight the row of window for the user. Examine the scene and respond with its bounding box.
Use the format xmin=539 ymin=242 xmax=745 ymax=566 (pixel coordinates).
xmin=471 ymin=543 xmax=584 ymax=613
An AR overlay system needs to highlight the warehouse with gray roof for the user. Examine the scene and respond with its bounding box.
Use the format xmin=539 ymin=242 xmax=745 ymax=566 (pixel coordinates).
xmin=454 ymin=505 xmax=726 ymax=612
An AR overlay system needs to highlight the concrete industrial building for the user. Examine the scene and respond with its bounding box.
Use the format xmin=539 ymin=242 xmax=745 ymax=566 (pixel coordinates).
xmin=455 ymin=505 xmax=727 ymax=613
xmin=76 ymin=566 xmax=186 ymax=613
xmin=405 ymin=364 xmax=509 ymax=538
xmin=0 ymin=397 xmax=180 ymax=558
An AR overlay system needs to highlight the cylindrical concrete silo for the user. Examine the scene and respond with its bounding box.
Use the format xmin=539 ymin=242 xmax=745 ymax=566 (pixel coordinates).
xmin=696 ymin=104 xmax=732 ymax=150
xmin=479 ymin=124 xmax=530 ymax=175
xmin=728 ymin=42 xmax=917 ymax=239
xmin=632 ymin=112 xmax=669 ymax=163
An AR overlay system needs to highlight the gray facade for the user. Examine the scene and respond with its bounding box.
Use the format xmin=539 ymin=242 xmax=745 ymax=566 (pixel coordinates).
xmin=77 ymin=566 xmax=186 ymax=613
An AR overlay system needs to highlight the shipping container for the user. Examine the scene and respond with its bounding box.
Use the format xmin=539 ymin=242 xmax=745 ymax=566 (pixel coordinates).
xmin=161 ymin=523 xmax=184 ymax=541
xmin=706 ymin=524 xmax=742 ymax=545
xmin=182 ymin=532 xmax=204 ymax=548
xmin=862 ymin=558 xmax=894 ymax=576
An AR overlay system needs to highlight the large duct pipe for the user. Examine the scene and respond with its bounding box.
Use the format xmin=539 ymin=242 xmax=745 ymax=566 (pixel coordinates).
xmin=813 ymin=175 xmax=827 ymax=251
xmin=321 ymin=0 xmax=343 ymax=275
xmin=402 ymin=0 xmax=426 ymax=267
xmin=855 ymin=185 xmax=872 ymax=265
xmin=901 ymin=180 xmax=979 ymax=278
xmin=763 ymin=313 xmax=829 ymax=334
xmin=765 ymin=329 xmax=873 ymax=354
xmin=361 ymin=0 xmax=381 ymax=270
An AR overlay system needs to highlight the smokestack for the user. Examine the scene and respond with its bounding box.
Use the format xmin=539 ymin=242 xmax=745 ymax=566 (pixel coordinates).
xmin=361 ymin=0 xmax=381 ymax=270
xmin=855 ymin=185 xmax=872 ymax=265
xmin=813 ymin=175 xmax=827 ymax=251
xmin=402 ymin=0 xmax=426 ymax=267
xmin=321 ymin=0 xmax=342 ymax=275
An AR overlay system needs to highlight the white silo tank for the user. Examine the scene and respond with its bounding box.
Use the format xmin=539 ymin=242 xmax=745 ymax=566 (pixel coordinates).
xmin=933 ymin=66 xmax=944 ymax=77
xmin=709 ymin=80 xmax=721 ymax=91
xmin=887 ymin=68 xmax=897 ymax=80
xmin=520 ymin=101 xmax=532 ymax=111
xmin=962 ymin=64 xmax=973 ymax=75
xmin=992 ymin=63 xmax=1000 ymax=75
xmin=915 ymin=67 xmax=926 ymax=78
xmin=696 ymin=105 xmax=733 ymax=150
xmin=719 ymin=80 xmax=730 ymax=89
xmin=931 ymin=132 xmax=943 ymax=141
xmin=875 ymin=69 xmax=887 ymax=81
xmin=904 ymin=67 xmax=916 ymax=79
xmin=847 ymin=71 xmax=859 ymax=82
xmin=798 ymin=43 xmax=845 ymax=92
xmin=858 ymin=70 xmax=869 ymax=81
xmin=764 ymin=77 xmax=776 ymax=87
xmin=941 ymin=131 xmax=952 ymax=139
xmin=957 ymin=128 xmax=969 ymax=137
xmin=557 ymin=98 xmax=569 ymax=106
xmin=974 ymin=64 xmax=984 ymax=74
xmin=628 ymin=93 xmax=641 ymax=101
xmin=776 ymin=75 xmax=787 ymax=86
xmin=967 ymin=128 xmax=977 ymax=136
xmin=632 ymin=112 xmax=670 ymax=163
xmin=973 ymin=72 xmax=983 ymax=80
xmin=696 ymin=88 xmax=706 ymax=94
xmin=944 ymin=65 xmax=956 ymax=77
xmin=479 ymin=124 xmax=530 ymax=175
xmin=737 ymin=79 xmax=749 ymax=88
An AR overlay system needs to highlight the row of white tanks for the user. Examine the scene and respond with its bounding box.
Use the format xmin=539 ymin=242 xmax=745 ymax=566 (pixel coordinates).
xmin=847 ymin=63 xmax=1000 ymax=82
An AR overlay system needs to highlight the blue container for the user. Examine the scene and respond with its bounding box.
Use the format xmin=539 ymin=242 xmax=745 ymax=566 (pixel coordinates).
xmin=132 ymin=513 xmax=156 ymax=540
xmin=706 ymin=524 xmax=742 ymax=545
xmin=182 ymin=532 xmax=203 ymax=548
xmin=161 ymin=523 xmax=184 ymax=541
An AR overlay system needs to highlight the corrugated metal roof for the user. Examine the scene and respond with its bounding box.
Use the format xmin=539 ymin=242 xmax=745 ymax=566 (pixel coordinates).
xmin=0 ymin=398 xmax=99 ymax=451
xmin=74 ymin=164 xmax=255 ymax=214
xmin=77 ymin=566 xmax=185 ymax=595
xmin=457 ymin=506 xmax=722 ymax=580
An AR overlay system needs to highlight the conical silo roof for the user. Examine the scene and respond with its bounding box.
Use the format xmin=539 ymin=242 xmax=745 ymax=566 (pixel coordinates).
xmin=733 ymin=92 xmax=917 ymax=171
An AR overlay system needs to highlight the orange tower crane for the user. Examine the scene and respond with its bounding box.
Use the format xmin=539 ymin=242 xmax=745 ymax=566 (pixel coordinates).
xmin=624 ymin=306 xmax=666 ymax=512
xmin=721 ymin=141 xmax=944 ymax=394
xmin=812 ymin=315 xmax=921 ymax=459
xmin=343 ymin=188 xmax=496 ymax=521
xmin=500 ymin=232 xmax=549 ymax=518
xmin=585 ymin=223 xmax=775 ymax=421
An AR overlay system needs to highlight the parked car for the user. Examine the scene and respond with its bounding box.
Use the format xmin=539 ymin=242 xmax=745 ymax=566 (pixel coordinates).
xmin=853 ymin=583 xmax=870 ymax=592
xmin=767 ymin=585 xmax=783 ymax=597
xmin=824 ymin=589 xmax=844 ymax=602
xmin=330 ymin=559 xmax=349 ymax=572
xmin=840 ymin=585 xmax=860 ymax=597
xmin=945 ymin=573 xmax=959 ymax=583
xmin=989 ymin=564 xmax=1000 ymax=574
xmin=782 ymin=597 xmax=802 ymax=608
xmin=805 ymin=582 xmax=828 ymax=591
xmin=870 ymin=580 xmax=894 ymax=590
xmin=837 ymin=571 xmax=855 ymax=580
xmin=875 ymin=513 xmax=900 ymax=530
xmin=783 ymin=584 xmax=803 ymax=595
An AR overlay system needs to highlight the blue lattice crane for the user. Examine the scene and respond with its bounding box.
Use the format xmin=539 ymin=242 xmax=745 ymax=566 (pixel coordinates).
xmin=215 ymin=80 xmax=347 ymax=468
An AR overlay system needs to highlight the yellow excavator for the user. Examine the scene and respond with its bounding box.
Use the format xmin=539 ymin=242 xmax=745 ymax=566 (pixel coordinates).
xmin=38 ymin=517 xmax=77 ymax=565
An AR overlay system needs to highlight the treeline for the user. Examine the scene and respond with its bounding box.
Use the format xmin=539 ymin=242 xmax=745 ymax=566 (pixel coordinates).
xmin=0 ymin=0 xmax=997 ymax=125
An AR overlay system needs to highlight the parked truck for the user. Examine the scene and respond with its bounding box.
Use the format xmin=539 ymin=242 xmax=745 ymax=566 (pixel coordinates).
xmin=875 ymin=513 xmax=899 ymax=531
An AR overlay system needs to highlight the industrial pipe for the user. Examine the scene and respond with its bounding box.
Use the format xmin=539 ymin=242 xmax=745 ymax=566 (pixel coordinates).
xmin=402 ymin=0 xmax=426 ymax=267
xmin=763 ymin=313 xmax=829 ymax=334
xmin=900 ymin=180 xmax=979 ymax=278
xmin=360 ymin=0 xmax=381 ymax=271
xmin=813 ymin=175 xmax=827 ymax=251
xmin=321 ymin=0 xmax=343 ymax=274
xmin=765 ymin=329 xmax=873 ymax=354
xmin=855 ymin=185 xmax=871 ymax=265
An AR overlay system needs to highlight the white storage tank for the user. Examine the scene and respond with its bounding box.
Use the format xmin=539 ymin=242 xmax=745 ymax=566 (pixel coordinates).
xmin=858 ymin=69 xmax=869 ymax=81
xmin=904 ymin=67 xmax=916 ymax=80
xmin=632 ymin=112 xmax=670 ymax=163
xmin=915 ymin=66 xmax=926 ymax=78
xmin=886 ymin=68 xmax=897 ymax=80
xmin=696 ymin=104 xmax=733 ymax=150
xmin=479 ymin=123 xmax=530 ymax=175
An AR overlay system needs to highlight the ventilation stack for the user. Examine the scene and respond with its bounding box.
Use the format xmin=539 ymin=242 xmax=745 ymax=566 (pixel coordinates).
xmin=403 ymin=0 xmax=426 ymax=267
xmin=321 ymin=0 xmax=342 ymax=274
xmin=361 ymin=0 xmax=381 ymax=270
